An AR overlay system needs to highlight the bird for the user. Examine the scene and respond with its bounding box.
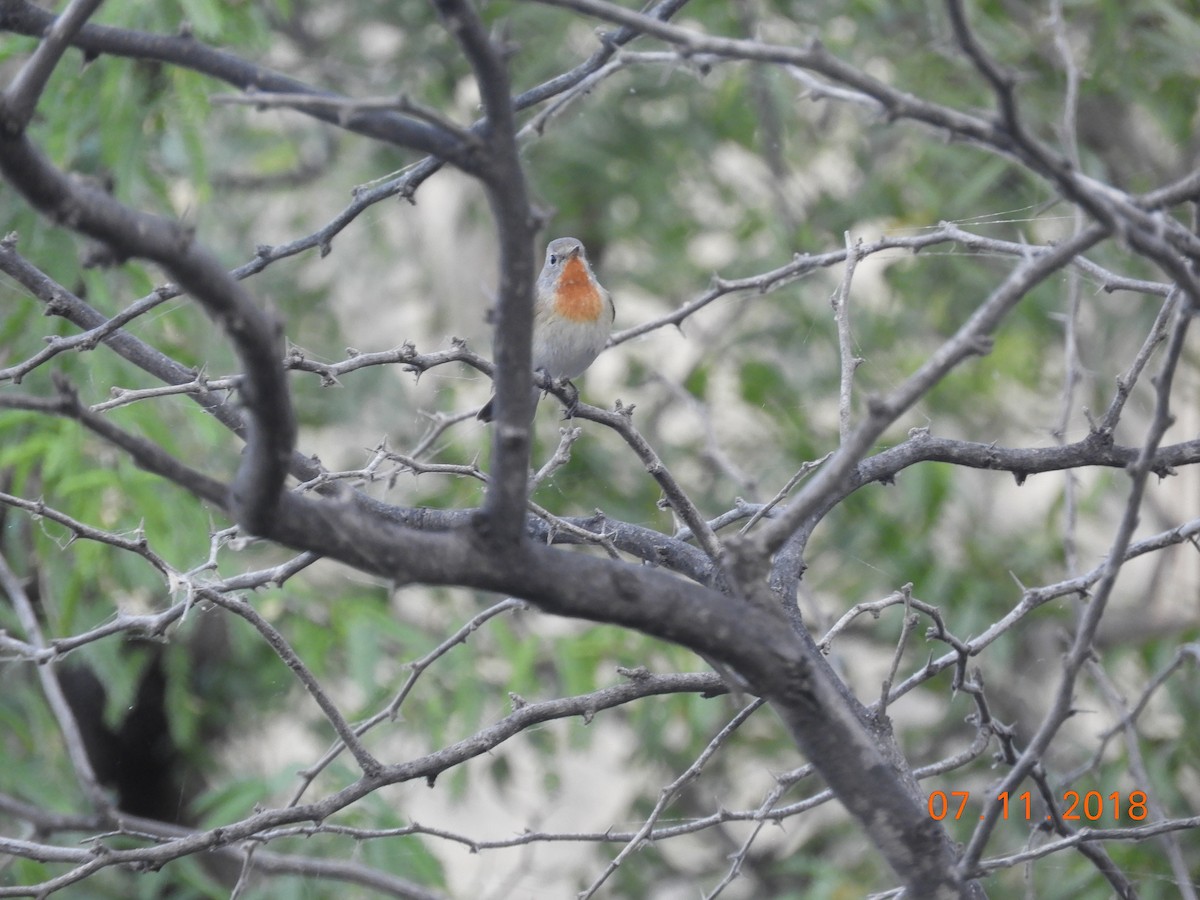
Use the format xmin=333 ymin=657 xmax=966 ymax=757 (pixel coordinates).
xmin=477 ymin=236 xmax=614 ymax=423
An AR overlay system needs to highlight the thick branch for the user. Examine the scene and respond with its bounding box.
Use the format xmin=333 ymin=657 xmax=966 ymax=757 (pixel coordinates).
xmin=0 ymin=0 xmax=474 ymax=165
xmin=10 ymin=372 xmax=972 ymax=896
xmin=428 ymin=0 xmax=539 ymax=538
xmin=0 ymin=0 xmax=102 ymax=133
xmin=0 ymin=114 xmax=293 ymax=534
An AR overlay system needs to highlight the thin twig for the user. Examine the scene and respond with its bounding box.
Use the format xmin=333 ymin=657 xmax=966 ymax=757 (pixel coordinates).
xmin=579 ymin=699 xmax=766 ymax=899
xmin=832 ymin=232 xmax=863 ymax=445
xmin=0 ymin=553 xmax=111 ymax=812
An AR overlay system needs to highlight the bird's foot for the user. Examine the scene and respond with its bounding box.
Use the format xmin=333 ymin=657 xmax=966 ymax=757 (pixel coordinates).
xmin=559 ymin=380 xmax=580 ymax=419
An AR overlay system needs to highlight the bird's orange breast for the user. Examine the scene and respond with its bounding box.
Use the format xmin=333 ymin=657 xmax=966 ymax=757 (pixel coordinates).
xmin=553 ymin=257 xmax=604 ymax=322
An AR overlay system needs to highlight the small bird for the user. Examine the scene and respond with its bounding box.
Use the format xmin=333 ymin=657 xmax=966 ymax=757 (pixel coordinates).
xmin=478 ymin=236 xmax=614 ymax=422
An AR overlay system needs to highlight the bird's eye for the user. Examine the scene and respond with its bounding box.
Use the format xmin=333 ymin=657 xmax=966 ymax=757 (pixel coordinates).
xmin=549 ymin=254 xmax=559 ymax=265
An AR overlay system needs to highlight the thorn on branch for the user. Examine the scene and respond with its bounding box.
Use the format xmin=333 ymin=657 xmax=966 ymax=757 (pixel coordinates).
xmin=967 ymin=335 xmax=995 ymax=356
xmin=81 ymin=238 xmax=128 ymax=269
xmin=616 ymin=665 xmax=651 ymax=682
xmin=866 ymin=395 xmax=893 ymax=419
xmin=174 ymin=221 xmax=196 ymax=252
xmin=595 ymin=26 xmax=620 ymax=50
xmin=40 ymin=291 xmax=67 ymax=318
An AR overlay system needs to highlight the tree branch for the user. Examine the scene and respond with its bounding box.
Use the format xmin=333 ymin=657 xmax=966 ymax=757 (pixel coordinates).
xmin=0 ymin=127 xmax=294 ymax=534
xmin=0 ymin=0 xmax=102 ymax=133
xmin=0 ymin=552 xmax=111 ymax=813
xmin=0 ymin=0 xmax=475 ymax=165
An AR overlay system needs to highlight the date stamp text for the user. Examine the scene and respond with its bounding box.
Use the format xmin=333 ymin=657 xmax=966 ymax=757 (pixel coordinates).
xmin=928 ymin=789 xmax=1148 ymax=822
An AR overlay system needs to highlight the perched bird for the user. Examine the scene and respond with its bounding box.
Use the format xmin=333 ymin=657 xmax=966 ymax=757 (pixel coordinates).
xmin=478 ymin=236 xmax=614 ymax=422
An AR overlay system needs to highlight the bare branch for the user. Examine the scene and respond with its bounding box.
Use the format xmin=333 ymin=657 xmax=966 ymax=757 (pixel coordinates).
xmin=582 ymin=402 xmax=723 ymax=561
xmin=1085 ymin=659 xmax=1198 ymax=898
xmin=0 ymin=126 xmax=294 ymax=535
xmin=0 ymin=553 xmax=110 ymax=812
xmin=832 ymin=232 xmax=863 ymax=444
xmin=959 ymin=286 xmax=1194 ymax=878
xmin=0 ymin=0 xmax=103 ymax=132
xmin=735 ymin=225 xmax=1107 ymax=563
xmin=197 ymin=588 xmax=383 ymax=778
xmin=581 ymin=699 xmax=766 ymax=898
